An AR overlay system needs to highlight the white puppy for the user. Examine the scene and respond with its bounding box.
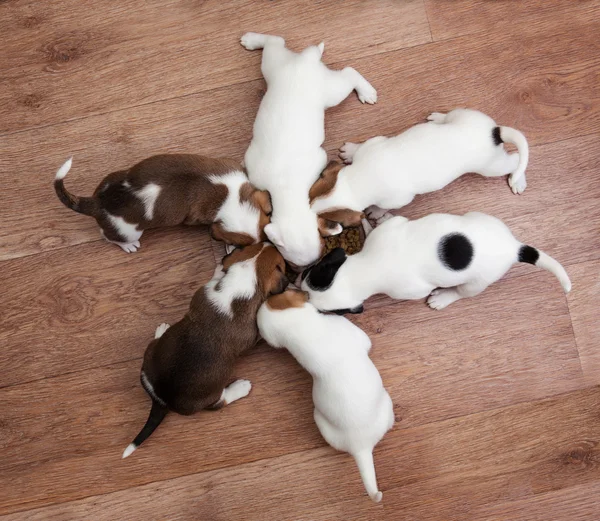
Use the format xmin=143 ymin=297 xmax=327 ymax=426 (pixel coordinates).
xmin=301 ymin=212 xmax=571 ymax=313
xmin=257 ymin=289 xmax=394 ymax=502
xmin=241 ymin=32 xmax=377 ymax=266
xmin=310 ymin=109 xmax=529 ymax=223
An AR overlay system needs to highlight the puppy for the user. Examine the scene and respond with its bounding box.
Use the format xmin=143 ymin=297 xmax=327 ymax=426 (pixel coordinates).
xmin=54 ymin=154 xmax=272 ymax=252
xmin=122 ymin=243 xmax=288 ymax=457
xmin=241 ymin=32 xmax=377 ymax=267
xmin=301 ymin=213 xmax=571 ymax=313
xmin=310 ymin=109 xmax=529 ymax=223
xmin=257 ymin=289 xmax=394 ymax=502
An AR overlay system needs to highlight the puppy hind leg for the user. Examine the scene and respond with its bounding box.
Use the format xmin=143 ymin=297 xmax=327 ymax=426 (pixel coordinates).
xmin=339 ymin=142 xmax=360 ymax=164
xmin=324 ymin=67 xmax=377 ymax=108
xmin=480 ymin=151 xmax=526 ymax=195
xmin=427 ymin=279 xmax=489 ymax=310
xmin=427 ymin=112 xmax=447 ymax=124
xmin=240 ymin=32 xmax=282 ymax=51
xmin=207 ymin=379 xmax=252 ymax=410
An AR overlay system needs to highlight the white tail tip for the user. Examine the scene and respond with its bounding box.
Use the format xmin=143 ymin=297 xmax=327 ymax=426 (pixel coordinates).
xmin=122 ymin=443 xmax=137 ymax=459
xmin=317 ymin=42 xmax=324 ymax=54
xmin=55 ymin=157 xmax=73 ymax=180
xmin=371 ymin=491 xmax=383 ymax=503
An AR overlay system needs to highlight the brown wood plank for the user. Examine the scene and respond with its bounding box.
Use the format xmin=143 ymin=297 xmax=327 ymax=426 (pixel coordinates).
xmin=0 ymin=0 xmax=430 ymax=133
xmin=3 ymin=387 xmax=599 ymax=520
xmin=0 ymin=228 xmax=215 ymax=387
xmin=567 ymin=260 xmax=600 ymax=384
xmin=2 ymin=15 xmax=599 ymax=261
xmin=424 ymin=0 xmax=600 ymax=41
xmin=0 ymin=268 xmax=584 ymax=511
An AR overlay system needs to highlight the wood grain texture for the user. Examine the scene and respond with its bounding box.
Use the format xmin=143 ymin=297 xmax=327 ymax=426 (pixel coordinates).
xmin=2 ymin=0 xmax=600 ymax=518
xmin=3 ymin=387 xmax=599 ymax=520
xmin=0 ymin=0 xmax=430 ymax=133
xmin=1 ymin=228 xmax=215 ymax=387
xmin=424 ymin=0 xmax=600 ymax=41
xmin=567 ymin=260 xmax=600 ymax=384
xmin=0 ymin=269 xmax=584 ymax=512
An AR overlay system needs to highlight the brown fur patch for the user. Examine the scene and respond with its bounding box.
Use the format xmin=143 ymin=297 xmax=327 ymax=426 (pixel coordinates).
xmin=266 ymin=289 xmax=309 ymax=311
xmin=239 ymin=182 xmax=272 ymax=240
xmin=255 ymin=245 xmax=288 ymax=297
xmin=210 ymin=222 xmax=255 ymax=246
xmin=221 ymin=243 xmax=265 ymax=271
xmin=319 ymin=209 xmax=365 ymax=227
xmin=317 ymin=216 xmax=343 ymax=237
xmin=309 ymin=160 xmax=344 ymax=203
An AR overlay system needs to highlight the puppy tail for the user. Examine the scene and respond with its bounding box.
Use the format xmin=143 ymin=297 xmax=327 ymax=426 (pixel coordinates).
xmin=518 ymin=245 xmax=571 ymax=293
xmin=54 ymin=157 xmax=100 ymax=217
xmin=495 ymin=126 xmax=529 ymax=184
xmin=353 ymin=450 xmax=383 ymax=503
xmin=122 ymin=399 xmax=168 ymax=458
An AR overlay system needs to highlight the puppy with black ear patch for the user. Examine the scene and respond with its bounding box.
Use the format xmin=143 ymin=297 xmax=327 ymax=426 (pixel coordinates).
xmin=302 ymin=212 xmax=571 ymax=314
xmin=257 ymin=289 xmax=394 ymax=502
xmin=54 ymin=154 xmax=272 ymax=253
xmin=122 ymin=243 xmax=288 ymax=458
xmin=310 ymin=109 xmax=529 ymax=224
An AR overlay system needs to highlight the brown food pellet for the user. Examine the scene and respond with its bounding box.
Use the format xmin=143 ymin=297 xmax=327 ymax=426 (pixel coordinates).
xmin=323 ymin=226 xmax=365 ymax=256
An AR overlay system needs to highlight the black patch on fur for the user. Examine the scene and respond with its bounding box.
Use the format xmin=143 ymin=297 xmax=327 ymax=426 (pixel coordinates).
xmin=518 ymin=245 xmax=539 ymax=265
xmin=304 ymin=248 xmax=347 ymax=291
xmin=438 ymin=233 xmax=474 ymax=271
xmin=492 ymin=126 xmax=503 ymax=146
xmin=330 ymin=304 xmax=364 ymax=315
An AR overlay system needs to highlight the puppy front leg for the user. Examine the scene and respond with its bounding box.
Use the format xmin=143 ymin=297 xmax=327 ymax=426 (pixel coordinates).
xmin=207 ymin=379 xmax=252 ymax=409
xmin=324 ymin=67 xmax=377 ymax=108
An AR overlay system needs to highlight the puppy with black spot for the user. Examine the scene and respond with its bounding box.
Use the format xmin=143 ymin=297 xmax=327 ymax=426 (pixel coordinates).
xmin=310 ymin=109 xmax=529 ymax=224
xmin=122 ymin=243 xmax=288 ymax=457
xmin=257 ymin=289 xmax=394 ymax=502
xmin=301 ymin=212 xmax=571 ymax=314
xmin=241 ymin=32 xmax=377 ymax=267
xmin=54 ymin=154 xmax=272 ymax=253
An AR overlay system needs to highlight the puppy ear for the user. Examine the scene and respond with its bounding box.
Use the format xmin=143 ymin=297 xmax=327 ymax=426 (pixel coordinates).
xmin=210 ymin=222 xmax=254 ymax=246
xmin=319 ymin=209 xmax=365 ymax=228
xmin=309 ymin=161 xmax=343 ymax=203
xmin=318 ymin=217 xmax=343 ymax=237
xmin=252 ymin=189 xmax=272 ymax=215
xmin=264 ymin=223 xmax=284 ymax=248
xmin=304 ymin=247 xmax=347 ymax=291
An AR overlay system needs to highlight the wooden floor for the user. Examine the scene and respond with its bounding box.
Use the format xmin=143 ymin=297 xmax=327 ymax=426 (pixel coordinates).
xmin=1 ymin=0 xmax=599 ymax=519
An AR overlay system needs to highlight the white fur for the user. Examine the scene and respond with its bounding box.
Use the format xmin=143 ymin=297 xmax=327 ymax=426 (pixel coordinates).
xmin=257 ymin=299 xmax=393 ymax=502
xmin=220 ymin=379 xmax=252 ymax=405
xmin=135 ymin=183 xmax=162 ymax=221
xmin=122 ymin=443 xmax=136 ymax=459
xmin=104 ymin=214 xmax=143 ymax=253
xmin=241 ymin=32 xmax=376 ymax=266
xmin=209 ymin=171 xmax=262 ymax=242
xmin=55 ymin=157 xmax=73 ymax=180
xmin=311 ymin=109 xmax=529 ymax=216
xmin=205 ymin=246 xmax=263 ymax=317
xmin=154 ymin=323 xmax=170 ymax=339
xmin=303 ymin=213 xmax=571 ymax=312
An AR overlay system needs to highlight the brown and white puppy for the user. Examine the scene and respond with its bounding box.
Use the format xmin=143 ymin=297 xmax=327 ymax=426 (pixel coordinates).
xmin=122 ymin=243 xmax=288 ymax=458
xmin=54 ymin=154 xmax=272 ymax=252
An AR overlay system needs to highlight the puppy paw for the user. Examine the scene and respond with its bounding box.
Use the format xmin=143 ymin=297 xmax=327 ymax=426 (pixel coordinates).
xmin=357 ymin=84 xmax=378 ymax=105
xmin=365 ymin=205 xmax=388 ymax=221
xmin=427 ymin=112 xmax=447 ymax=124
xmin=508 ymin=173 xmax=527 ymax=195
xmin=225 ymin=379 xmax=252 ymax=404
xmin=339 ymin=142 xmax=359 ymax=164
xmin=117 ymin=240 xmax=141 ymax=253
xmin=155 ymin=323 xmax=171 ymax=339
xmin=240 ymin=32 xmax=264 ymax=50
xmin=375 ymin=212 xmax=394 ymax=226
xmin=427 ymin=289 xmax=457 ymax=310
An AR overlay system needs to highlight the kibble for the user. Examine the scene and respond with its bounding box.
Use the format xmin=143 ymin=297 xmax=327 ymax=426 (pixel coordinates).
xmin=324 ymin=226 xmax=364 ymax=256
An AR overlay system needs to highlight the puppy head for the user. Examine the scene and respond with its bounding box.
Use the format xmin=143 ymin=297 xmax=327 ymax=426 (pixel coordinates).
xmin=265 ymin=212 xmax=342 ymax=268
xmin=210 ymin=183 xmax=273 ymax=246
xmin=309 ymin=161 xmax=344 ymax=204
xmin=239 ymin=182 xmax=273 ymax=241
xmin=300 ymin=247 xmax=347 ymax=292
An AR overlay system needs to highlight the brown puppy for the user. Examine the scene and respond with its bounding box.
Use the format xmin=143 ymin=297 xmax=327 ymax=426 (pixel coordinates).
xmin=54 ymin=154 xmax=272 ymax=252
xmin=122 ymin=243 xmax=288 ymax=457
